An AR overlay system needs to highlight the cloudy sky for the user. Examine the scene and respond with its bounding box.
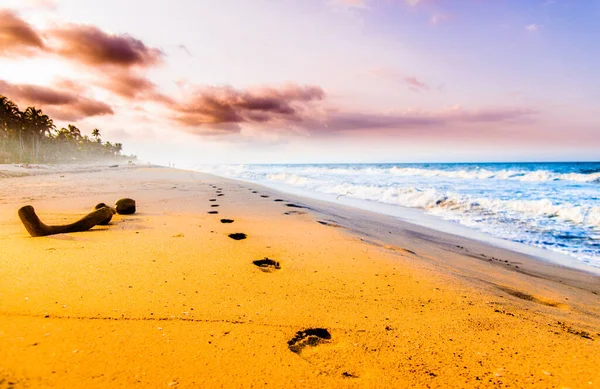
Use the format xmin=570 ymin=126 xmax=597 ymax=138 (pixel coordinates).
xmin=1 ymin=0 xmax=598 ymax=165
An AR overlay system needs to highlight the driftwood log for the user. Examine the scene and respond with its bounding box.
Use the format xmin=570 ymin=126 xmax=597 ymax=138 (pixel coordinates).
xmin=18 ymin=205 xmax=114 ymax=237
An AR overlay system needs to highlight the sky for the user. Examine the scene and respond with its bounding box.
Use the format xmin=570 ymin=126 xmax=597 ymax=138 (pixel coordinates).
xmin=0 ymin=0 xmax=598 ymax=165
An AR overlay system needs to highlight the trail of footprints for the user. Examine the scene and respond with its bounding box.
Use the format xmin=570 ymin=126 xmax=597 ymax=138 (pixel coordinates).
xmin=202 ymin=182 xmax=597 ymax=378
xmin=455 ymin=244 xmax=523 ymax=270
xmin=205 ymin=183 xmax=342 ymax=373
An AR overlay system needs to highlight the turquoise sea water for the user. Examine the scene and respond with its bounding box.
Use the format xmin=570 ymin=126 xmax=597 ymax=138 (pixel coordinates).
xmin=199 ymin=162 xmax=600 ymax=270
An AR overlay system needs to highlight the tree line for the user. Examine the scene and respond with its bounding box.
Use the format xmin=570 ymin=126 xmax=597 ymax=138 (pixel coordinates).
xmin=0 ymin=95 xmax=135 ymax=164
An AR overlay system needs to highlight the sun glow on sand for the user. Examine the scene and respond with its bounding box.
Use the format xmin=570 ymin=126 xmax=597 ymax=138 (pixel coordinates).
xmin=1 ymin=1 xmax=600 ymax=387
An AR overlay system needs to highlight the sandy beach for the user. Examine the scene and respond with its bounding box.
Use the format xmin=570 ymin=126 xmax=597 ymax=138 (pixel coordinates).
xmin=1 ymin=165 xmax=599 ymax=388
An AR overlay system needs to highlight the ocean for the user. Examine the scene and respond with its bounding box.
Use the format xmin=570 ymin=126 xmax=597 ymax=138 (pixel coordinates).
xmin=197 ymin=162 xmax=600 ymax=271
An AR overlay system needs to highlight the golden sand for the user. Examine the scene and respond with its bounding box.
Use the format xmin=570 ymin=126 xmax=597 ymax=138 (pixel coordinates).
xmin=0 ymin=166 xmax=598 ymax=388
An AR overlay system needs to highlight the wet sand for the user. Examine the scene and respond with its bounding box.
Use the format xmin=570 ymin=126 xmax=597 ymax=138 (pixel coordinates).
xmin=0 ymin=165 xmax=599 ymax=388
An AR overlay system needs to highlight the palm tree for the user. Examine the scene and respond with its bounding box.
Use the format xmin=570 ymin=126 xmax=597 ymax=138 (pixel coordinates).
xmin=54 ymin=127 xmax=71 ymax=159
xmin=92 ymin=128 xmax=101 ymax=142
xmin=0 ymin=96 xmax=16 ymax=138
xmin=23 ymin=107 xmax=40 ymax=162
xmin=68 ymin=124 xmax=81 ymax=140
xmin=55 ymin=127 xmax=70 ymax=141
xmin=0 ymin=96 xmax=19 ymax=152
xmin=16 ymin=109 xmax=27 ymax=162
xmin=38 ymin=113 xmax=55 ymax=161
xmin=0 ymin=96 xmax=21 ymax=161
xmin=23 ymin=107 xmax=55 ymax=162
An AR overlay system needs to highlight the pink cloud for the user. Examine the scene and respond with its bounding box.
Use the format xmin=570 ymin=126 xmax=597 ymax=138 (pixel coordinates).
xmin=168 ymin=84 xmax=325 ymax=135
xmin=0 ymin=9 xmax=45 ymax=56
xmin=367 ymin=68 xmax=430 ymax=92
xmin=93 ymin=70 xmax=172 ymax=103
xmin=0 ymin=79 xmax=114 ymax=121
xmin=44 ymin=100 xmax=114 ymax=122
xmin=166 ymin=81 xmax=536 ymax=137
xmin=443 ymin=106 xmax=537 ymax=123
xmin=49 ymin=24 xmax=163 ymax=68
xmin=403 ymin=76 xmax=429 ymax=91
xmin=0 ymin=11 xmax=164 ymax=68
xmin=318 ymin=106 xmax=537 ymax=132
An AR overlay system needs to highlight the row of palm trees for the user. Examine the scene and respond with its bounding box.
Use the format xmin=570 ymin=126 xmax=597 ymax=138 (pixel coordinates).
xmin=0 ymin=95 xmax=131 ymax=163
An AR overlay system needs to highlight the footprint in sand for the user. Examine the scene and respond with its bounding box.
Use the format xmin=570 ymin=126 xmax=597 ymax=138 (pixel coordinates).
xmin=217 ymin=194 xmax=224 ymax=197
xmin=495 ymin=285 xmax=566 ymax=308
xmin=252 ymin=191 xmax=258 ymax=194
xmin=209 ymin=199 xmax=217 ymax=201
xmin=284 ymin=211 xmax=306 ymax=215
xmin=274 ymin=199 xmax=284 ymax=202
xmin=260 ymin=195 xmax=269 ymax=198
xmin=383 ymin=245 xmax=417 ymax=256
xmin=288 ymin=328 xmax=331 ymax=354
xmin=211 ymin=204 xmax=220 ymax=207
xmin=220 ymin=219 xmax=234 ymax=223
xmin=208 ymin=211 xmax=219 ymax=214
xmin=253 ymin=258 xmax=281 ymax=272
xmin=228 ymin=233 xmax=247 ymax=240
xmin=317 ymin=220 xmax=341 ymax=228
xmin=286 ymin=203 xmax=306 ymax=209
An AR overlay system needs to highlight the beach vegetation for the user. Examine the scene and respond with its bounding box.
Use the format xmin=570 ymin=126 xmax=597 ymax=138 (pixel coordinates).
xmin=0 ymin=95 xmax=134 ymax=163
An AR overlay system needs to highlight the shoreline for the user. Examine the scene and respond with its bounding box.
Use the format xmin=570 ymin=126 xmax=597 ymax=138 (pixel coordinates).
xmin=205 ymin=171 xmax=600 ymax=293
xmin=1 ymin=165 xmax=599 ymax=387
xmin=193 ymin=169 xmax=600 ymax=277
xmin=3 ymin=162 xmax=599 ymax=290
